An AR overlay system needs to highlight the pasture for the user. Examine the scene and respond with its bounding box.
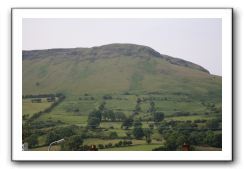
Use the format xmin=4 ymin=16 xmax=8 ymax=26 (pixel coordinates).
xmin=23 ymin=92 xmax=222 ymax=151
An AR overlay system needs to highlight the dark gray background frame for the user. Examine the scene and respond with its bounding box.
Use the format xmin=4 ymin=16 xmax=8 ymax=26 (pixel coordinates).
xmin=11 ymin=7 xmax=234 ymax=162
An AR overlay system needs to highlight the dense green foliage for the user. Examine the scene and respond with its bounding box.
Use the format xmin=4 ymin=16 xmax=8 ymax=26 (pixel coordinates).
xmin=61 ymin=135 xmax=84 ymax=151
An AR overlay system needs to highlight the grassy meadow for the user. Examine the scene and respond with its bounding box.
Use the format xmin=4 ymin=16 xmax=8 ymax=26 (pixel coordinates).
xmin=22 ymin=91 xmax=222 ymax=151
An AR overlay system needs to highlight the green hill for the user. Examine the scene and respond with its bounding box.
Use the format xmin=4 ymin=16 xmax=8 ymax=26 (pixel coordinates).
xmin=22 ymin=43 xmax=222 ymax=151
xmin=22 ymin=43 xmax=221 ymax=101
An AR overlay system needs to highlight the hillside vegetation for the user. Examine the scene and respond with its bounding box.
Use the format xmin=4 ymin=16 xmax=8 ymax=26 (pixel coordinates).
xmin=22 ymin=44 xmax=222 ymax=151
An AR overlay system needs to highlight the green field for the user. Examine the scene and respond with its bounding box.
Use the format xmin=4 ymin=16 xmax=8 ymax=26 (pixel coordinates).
xmin=24 ymin=93 xmax=221 ymax=151
xmin=22 ymin=44 xmax=222 ymax=151
xmin=23 ymin=98 xmax=52 ymax=117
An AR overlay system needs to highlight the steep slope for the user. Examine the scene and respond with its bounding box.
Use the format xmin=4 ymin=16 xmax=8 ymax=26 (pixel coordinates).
xmin=22 ymin=43 xmax=221 ymax=100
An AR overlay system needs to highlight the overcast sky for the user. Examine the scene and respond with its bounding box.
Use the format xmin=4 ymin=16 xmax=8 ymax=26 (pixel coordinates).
xmin=23 ymin=18 xmax=222 ymax=76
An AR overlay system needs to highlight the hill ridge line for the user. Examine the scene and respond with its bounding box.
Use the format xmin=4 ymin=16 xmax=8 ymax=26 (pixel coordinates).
xmin=22 ymin=43 xmax=210 ymax=74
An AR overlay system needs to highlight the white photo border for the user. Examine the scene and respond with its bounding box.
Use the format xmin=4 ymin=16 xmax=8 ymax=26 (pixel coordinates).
xmin=11 ymin=8 xmax=233 ymax=161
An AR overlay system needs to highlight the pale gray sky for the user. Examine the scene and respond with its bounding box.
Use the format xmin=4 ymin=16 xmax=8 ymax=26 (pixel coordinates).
xmin=23 ymin=18 xmax=222 ymax=76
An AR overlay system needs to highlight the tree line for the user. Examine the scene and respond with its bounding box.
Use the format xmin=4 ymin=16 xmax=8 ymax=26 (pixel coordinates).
xmin=27 ymin=94 xmax=66 ymax=122
xmin=23 ymin=93 xmax=63 ymax=99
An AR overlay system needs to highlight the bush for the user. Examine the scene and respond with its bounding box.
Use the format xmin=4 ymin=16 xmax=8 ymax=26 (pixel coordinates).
xmin=152 ymin=145 xmax=168 ymax=151
xmin=121 ymin=117 xmax=133 ymax=129
xmin=98 ymin=144 xmax=104 ymax=149
xmin=61 ymin=135 xmax=83 ymax=151
xmin=194 ymin=119 xmax=207 ymax=123
xmin=81 ymin=144 xmax=90 ymax=151
xmin=107 ymin=143 xmax=113 ymax=148
xmin=127 ymin=140 xmax=133 ymax=145
xmin=118 ymin=141 xmax=123 ymax=146
xmin=26 ymin=134 xmax=38 ymax=148
xmin=113 ymin=140 xmax=133 ymax=147
xmin=204 ymin=131 xmax=222 ymax=148
xmin=114 ymin=143 xmax=120 ymax=147
xmin=45 ymin=125 xmax=77 ymax=144
xmin=133 ymin=127 xmax=144 ymax=139
xmin=103 ymin=95 xmax=113 ymax=100
xmin=188 ymin=131 xmax=206 ymax=145
xmin=153 ymin=112 xmax=164 ymax=123
xmin=109 ymin=132 xmax=118 ymax=139
xmin=205 ymin=119 xmax=220 ymax=129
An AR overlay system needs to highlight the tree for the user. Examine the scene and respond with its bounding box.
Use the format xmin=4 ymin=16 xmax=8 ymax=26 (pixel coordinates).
xmin=149 ymin=123 xmax=154 ymax=130
xmin=134 ymin=103 xmax=141 ymax=113
xmin=205 ymin=119 xmax=220 ymax=129
xmin=115 ymin=112 xmax=126 ymax=121
xmin=133 ymin=127 xmax=144 ymax=139
xmin=133 ymin=119 xmax=142 ymax=128
xmin=61 ymin=135 xmax=83 ymax=151
xmin=89 ymin=110 xmax=102 ymax=122
xmin=136 ymin=98 xmax=142 ymax=104
xmin=57 ymin=125 xmax=77 ymax=138
xmin=107 ymin=110 xmax=115 ymax=121
xmin=158 ymin=121 xmax=169 ymax=134
xmin=98 ymin=144 xmax=104 ymax=149
xmin=148 ymin=101 xmax=156 ymax=113
xmin=144 ymin=128 xmax=152 ymax=144
xmin=126 ymin=131 xmax=132 ymax=139
xmin=22 ymin=123 xmax=32 ymax=142
xmin=204 ymin=131 xmax=222 ymax=148
xmin=26 ymin=134 xmax=38 ymax=148
xmin=109 ymin=131 xmax=118 ymax=139
xmin=164 ymin=132 xmax=178 ymax=150
xmin=102 ymin=110 xmax=109 ymax=121
xmin=98 ymin=102 xmax=106 ymax=111
xmin=188 ymin=131 xmax=206 ymax=145
xmin=87 ymin=117 xmax=100 ymax=129
xmin=46 ymin=131 xmax=60 ymax=144
xmin=121 ymin=117 xmax=133 ymax=129
xmin=176 ymin=134 xmax=188 ymax=146
xmin=87 ymin=109 xmax=102 ymax=128
xmin=153 ymin=112 xmax=164 ymax=123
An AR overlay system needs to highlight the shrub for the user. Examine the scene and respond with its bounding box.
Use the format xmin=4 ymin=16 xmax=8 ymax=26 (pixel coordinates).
xmin=98 ymin=144 xmax=104 ymax=149
xmin=153 ymin=112 xmax=164 ymax=123
xmin=118 ymin=141 xmax=123 ymax=146
xmin=107 ymin=143 xmax=113 ymax=148
xmin=204 ymin=131 xmax=222 ymax=148
xmin=205 ymin=119 xmax=220 ymax=129
xmin=26 ymin=134 xmax=38 ymax=148
xmin=81 ymin=144 xmax=90 ymax=151
xmin=61 ymin=135 xmax=83 ymax=151
xmin=103 ymin=95 xmax=113 ymax=100
xmin=133 ymin=127 xmax=144 ymax=139
xmin=152 ymin=145 xmax=168 ymax=151
xmin=109 ymin=132 xmax=118 ymax=139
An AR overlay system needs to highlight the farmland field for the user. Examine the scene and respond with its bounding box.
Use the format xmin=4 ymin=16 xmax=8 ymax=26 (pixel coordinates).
xmin=22 ymin=98 xmax=53 ymax=117
xmin=23 ymin=92 xmax=222 ymax=151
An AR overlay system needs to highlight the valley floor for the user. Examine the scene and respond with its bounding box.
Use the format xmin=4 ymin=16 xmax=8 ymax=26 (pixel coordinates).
xmin=22 ymin=92 xmax=222 ymax=151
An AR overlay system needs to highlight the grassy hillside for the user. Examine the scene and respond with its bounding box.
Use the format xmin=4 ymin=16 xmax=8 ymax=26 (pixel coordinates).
xmin=22 ymin=44 xmax=222 ymax=151
xmin=23 ymin=43 xmax=221 ymax=98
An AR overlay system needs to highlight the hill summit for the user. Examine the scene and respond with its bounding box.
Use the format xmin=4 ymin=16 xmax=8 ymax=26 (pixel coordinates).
xmin=23 ymin=43 xmax=209 ymax=74
xmin=22 ymin=43 xmax=220 ymax=96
